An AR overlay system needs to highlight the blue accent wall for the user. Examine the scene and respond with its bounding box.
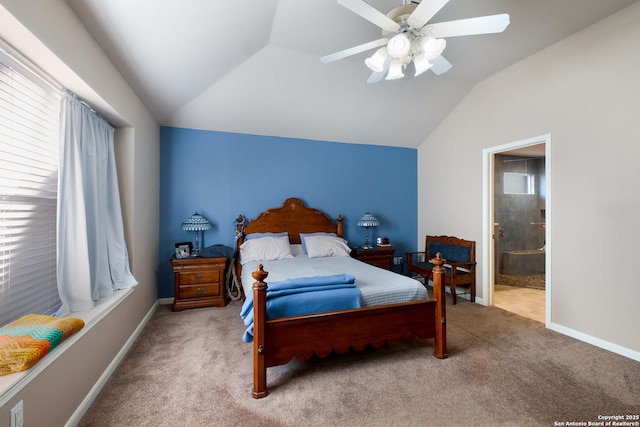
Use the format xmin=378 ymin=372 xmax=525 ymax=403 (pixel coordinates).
xmin=158 ymin=127 xmax=417 ymax=298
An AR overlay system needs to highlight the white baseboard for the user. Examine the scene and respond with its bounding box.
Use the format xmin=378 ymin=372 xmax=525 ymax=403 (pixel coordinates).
xmin=65 ymin=300 xmax=159 ymax=426
xmin=458 ymin=293 xmax=638 ymax=362
xmin=548 ymin=321 xmax=640 ymax=362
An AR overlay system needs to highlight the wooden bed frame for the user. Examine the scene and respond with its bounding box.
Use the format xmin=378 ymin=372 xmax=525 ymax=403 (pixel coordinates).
xmin=236 ymin=198 xmax=447 ymax=398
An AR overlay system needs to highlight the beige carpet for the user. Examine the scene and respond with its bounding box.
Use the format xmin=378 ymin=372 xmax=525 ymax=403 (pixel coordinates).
xmin=78 ymin=298 xmax=640 ymax=427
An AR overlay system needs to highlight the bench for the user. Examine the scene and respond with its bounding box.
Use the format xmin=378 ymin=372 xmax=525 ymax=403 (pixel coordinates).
xmin=406 ymin=235 xmax=476 ymax=304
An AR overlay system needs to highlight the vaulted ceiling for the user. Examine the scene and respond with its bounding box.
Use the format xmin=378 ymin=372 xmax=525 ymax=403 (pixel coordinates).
xmin=66 ymin=0 xmax=638 ymax=148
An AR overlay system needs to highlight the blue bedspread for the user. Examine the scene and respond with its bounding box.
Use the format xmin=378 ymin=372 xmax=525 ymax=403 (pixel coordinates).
xmin=240 ymin=274 xmax=361 ymax=343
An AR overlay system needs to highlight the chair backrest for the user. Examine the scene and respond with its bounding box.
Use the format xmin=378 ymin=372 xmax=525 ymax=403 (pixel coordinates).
xmin=425 ymin=235 xmax=475 ymax=264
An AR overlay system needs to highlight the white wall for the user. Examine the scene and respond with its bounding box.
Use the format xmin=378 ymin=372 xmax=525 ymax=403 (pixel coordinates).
xmin=418 ymin=3 xmax=640 ymax=357
xmin=0 ymin=0 xmax=159 ymax=425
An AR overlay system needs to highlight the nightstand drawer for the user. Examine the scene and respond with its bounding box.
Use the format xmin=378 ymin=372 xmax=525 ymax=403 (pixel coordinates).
xmin=179 ymin=270 xmax=220 ymax=285
xmin=178 ymin=283 xmax=221 ymax=299
xmin=172 ymin=260 xmax=227 ymax=271
xmin=355 ymin=252 xmax=386 ymax=262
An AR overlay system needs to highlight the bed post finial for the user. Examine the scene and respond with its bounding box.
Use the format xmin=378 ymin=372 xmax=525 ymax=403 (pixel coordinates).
xmin=234 ymin=215 xmax=246 ymax=240
xmin=252 ymin=264 xmax=269 ymax=398
xmin=337 ymin=215 xmax=344 ymax=238
xmin=430 ymin=252 xmax=448 ymax=359
xmin=252 ymin=263 xmax=268 ymax=283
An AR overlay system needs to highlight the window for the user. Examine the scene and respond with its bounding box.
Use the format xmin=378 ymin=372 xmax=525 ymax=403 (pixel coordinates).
xmin=504 ymin=172 xmax=535 ymax=195
xmin=0 ymin=52 xmax=62 ymax=325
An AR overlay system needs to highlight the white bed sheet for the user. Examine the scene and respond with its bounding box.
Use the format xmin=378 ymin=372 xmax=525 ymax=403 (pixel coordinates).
xmin=241 ymin=253 xmax=427 ymax=307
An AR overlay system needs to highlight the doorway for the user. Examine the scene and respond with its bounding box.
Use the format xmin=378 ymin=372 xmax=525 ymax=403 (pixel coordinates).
xmin=482 ymin=135 xmax=551 ymax=325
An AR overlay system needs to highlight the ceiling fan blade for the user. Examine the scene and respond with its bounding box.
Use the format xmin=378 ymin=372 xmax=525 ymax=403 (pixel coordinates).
xmin=337 ymin=0 xmax=400 ymax=32
xmin=321 ymin=38 xmax=389 ymax=63
xmin=428 ymin=14 xmax=510 ymax=38
xmin=430 ymin=55 xmax=452 ymax=75
xmin=407 ymin=0 xmax=450 ymax=29
xmin=367 ymin=70 xmax=386 ymax=84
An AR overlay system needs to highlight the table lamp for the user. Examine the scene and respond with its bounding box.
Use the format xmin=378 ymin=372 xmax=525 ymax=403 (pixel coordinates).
xmin=182 ymin=212 xmax=212 ymax=256
xmin=357 ymin=212 xmax=379 ymax=249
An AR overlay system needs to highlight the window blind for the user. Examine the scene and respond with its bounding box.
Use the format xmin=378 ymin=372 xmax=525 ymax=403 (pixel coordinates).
xmin=0 ymin=53 xmax=62 ymax=325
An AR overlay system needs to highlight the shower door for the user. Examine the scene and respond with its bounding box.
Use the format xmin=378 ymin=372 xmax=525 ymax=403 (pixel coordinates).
xmin=494 ymin=154 xmax=546 ymax=289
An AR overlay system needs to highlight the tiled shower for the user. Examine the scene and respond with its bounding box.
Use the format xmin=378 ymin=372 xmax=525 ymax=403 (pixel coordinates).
xmin=494 ymin=154 xmax=546 ymax=289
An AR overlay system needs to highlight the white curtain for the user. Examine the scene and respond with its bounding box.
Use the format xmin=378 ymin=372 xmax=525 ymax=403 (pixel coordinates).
xmin=57 ymin=94 xmax=137 ymax=315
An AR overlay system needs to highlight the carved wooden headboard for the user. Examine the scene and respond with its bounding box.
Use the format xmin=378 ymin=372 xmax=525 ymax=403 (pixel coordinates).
xmin=241 ymin=197 xmax=343 ymax=244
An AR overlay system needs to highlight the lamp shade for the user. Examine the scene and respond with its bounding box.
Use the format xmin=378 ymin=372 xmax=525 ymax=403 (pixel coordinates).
xmin=413 ymin=54 xmax=433 ymax=76
xmin=365 ymin=48 xmax=389 ymax=72
xmin=385 ymin=60 xmax=405 ymax=80
xmin=357 ymin=213 xmax=380 ymax=228
xmin=181 ymin=212 xmax=212 ymax=231
xmin=420 ymin=37 xmax=446 ymax=60
xmin=386 ymin=33 xmax=411 ymax=58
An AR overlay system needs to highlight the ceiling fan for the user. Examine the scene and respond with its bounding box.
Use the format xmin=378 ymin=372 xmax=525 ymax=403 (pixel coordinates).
xmin=321 ymin=0 xmax=510 ymax=83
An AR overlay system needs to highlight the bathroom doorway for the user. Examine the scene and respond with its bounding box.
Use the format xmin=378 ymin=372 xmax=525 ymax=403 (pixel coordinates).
xmin=482 ymin=135 xmax=551 ymax=325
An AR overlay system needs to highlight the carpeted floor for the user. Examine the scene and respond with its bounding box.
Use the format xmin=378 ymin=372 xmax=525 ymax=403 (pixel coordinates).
xmin=78 ymin=298 xmax=640 ymax=427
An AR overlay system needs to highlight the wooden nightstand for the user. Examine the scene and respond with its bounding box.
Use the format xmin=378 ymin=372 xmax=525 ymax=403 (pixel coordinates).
xmin=351 ymin=247 xmax=395 ymax=271
xmin=170 ymin=256 xmax=228 ymax=311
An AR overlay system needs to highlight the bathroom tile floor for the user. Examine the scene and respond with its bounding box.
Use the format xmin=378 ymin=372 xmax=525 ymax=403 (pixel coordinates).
xmin=493 ymin=284 xmax=545 ymax=323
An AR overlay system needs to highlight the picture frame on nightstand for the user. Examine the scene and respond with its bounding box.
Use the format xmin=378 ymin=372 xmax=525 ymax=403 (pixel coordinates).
xmin=174 ymin=242 xmax=192 ymax=259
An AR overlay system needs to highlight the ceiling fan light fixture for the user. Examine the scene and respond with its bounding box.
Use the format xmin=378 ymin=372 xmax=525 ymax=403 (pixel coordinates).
xmin=385 ymin=60 xmax=405 ymax=80
xmin=413 ymin=54 xmax=433 ymax=76
xmin=386 ymin=33 xmax=411 ymax=58
xmin=365 ymin=48 xmax=389 ymax=72
xmin=323 ymin=0 xmax=511 ymax=83
xmin=420 ymin=37 xmax=447 ymax=60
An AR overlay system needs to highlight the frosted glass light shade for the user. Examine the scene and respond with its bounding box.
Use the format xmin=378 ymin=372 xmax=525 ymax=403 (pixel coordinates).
xmin=413 ymin=54 xmax=433 ymax=76
xmin=386 ymin=33 xmax=411 ymax=58
xmin=385 ymin=60 xmax=405 ymax=80
xmin=421 ymin=37 xmax=446 ymax=60
xmin=365 ymin=48 xmax=388 ymax=72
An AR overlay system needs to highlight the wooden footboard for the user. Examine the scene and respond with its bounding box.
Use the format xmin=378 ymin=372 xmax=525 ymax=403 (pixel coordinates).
xmin=250 ymin=253 xmax=448 ymax=398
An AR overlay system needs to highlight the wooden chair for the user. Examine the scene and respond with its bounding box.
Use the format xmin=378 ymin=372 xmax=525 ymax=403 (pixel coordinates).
xmin=406 ymin=235 xmax=476 ymax=304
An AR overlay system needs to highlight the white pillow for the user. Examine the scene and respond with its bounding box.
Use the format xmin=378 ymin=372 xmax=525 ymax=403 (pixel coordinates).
xmin=240 ymin=236 xmax=294 ymax=264
xmin=305 ymin=235 xmax=352 ymax=258
xmin=299 ymin=232 xmax=337 ymax=254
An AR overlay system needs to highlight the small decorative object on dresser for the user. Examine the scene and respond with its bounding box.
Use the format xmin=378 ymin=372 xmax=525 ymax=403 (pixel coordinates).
xmin=170 ymin=256 xmax=228 ymax=311
xmin=174 ymin=242 xmax=192 ymax=259
xmin=351 ymin=246 xmax=395 ymax=271
xmin=376 ymin=236 xmax=390 ymax=246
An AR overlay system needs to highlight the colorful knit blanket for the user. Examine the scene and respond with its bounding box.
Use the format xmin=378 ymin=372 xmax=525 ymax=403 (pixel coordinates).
xmin=0 ymin=314 xmax=85 ymax=376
